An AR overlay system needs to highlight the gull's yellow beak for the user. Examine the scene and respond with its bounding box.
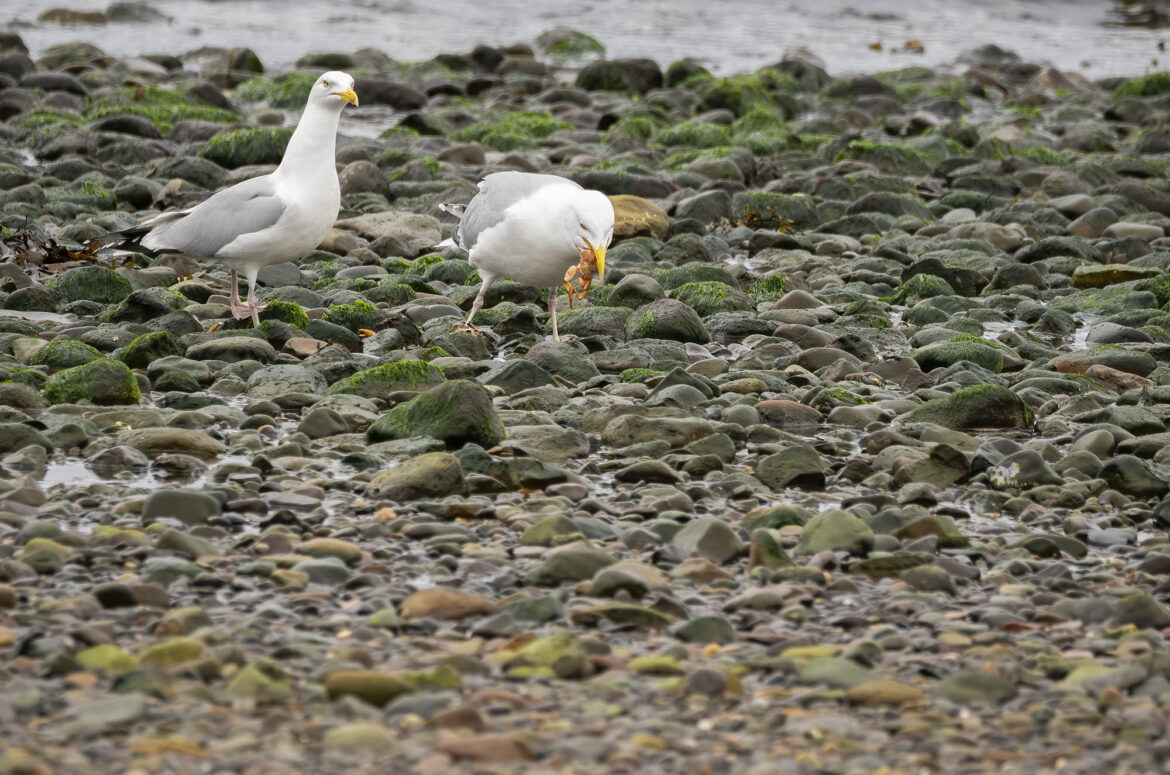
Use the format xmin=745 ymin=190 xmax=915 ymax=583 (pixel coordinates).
xmin=333 ymin=88 xmax=359 ymax=107
xmin=593 ymin=243 xmax=606 ymax=283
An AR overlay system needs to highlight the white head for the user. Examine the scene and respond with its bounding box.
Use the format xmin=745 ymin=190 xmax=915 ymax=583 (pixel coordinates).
xmin=307 ymin=70 xmax=358 ymax=110
xmin=571 ymin=190 xmax=615 ymax=281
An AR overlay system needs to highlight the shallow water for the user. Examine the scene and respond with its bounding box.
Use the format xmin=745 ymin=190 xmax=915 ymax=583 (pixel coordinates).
xmin=12 ymin=0 xmax=1170 ymax=78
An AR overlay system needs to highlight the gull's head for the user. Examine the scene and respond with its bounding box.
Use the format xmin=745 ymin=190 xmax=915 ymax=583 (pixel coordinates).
xmin=572 ymin=190 xmax=615 ymax=282
xmin=310 ymin=70 xmax=358 ymax=109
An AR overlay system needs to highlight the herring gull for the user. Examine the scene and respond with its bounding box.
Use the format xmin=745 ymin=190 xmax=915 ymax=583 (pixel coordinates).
xmin=116 ymin=71 xmax=358 ymax=325
xmin=449 ymin=171 xmax=614 ymax=341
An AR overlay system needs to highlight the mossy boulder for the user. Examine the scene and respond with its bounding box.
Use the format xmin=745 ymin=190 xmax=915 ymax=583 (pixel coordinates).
xmin=43 ymin=358 xmax=141 ymax=405
xmin=258 ymin=299 xmax=309 ymax=329
xmin=913 ymin=336 xmax=1004 ymax=373
xmin=366 ymin=379 xmax=504 ymax=447
xmin=557 ymin=306 xmax=632 ymax=339
xmin=731 ymin=191 xmax=819 ymax=229
xmin=890 ymin=274 xmax=956 ymax=304
xmin=326 ymin=361 xmax=444 ymax=398
xmin=365 ymin=451 xmax=467 ymax=500
xmin=53 ymin=265 xmax=132 ymax=303
xmin=0 ymin=365 xmax=47 ymax=390
xmin=104 ymin=287 xmax=189 ymax=324
xmin=118 ymin=331 xmax=179 ymax=369
xmin=364 ymin=282 xmax=417 ymax=306
xmin=201 ymin=127 xmax=293 ymax=168
xmin=670 ymin=281 xmax=754 ymax=316
xmin=321 ymin=299 xmax=382 ymax=332
xmin=537 ymin=28 xmax=605 ymax=59
xmin=665 ymin=58 xmax=713 ymax=87
xmin=29 ymin=339 xmax=103 ymax=371
xmin=903 ymin=384 xmax=1032 ymax=430
xmin=626 ymin=299 xmax=710 ymax=343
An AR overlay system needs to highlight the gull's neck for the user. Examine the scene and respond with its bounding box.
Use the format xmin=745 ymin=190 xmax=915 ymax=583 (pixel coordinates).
xmin=276 ymin=100 xmax=343 ymax=182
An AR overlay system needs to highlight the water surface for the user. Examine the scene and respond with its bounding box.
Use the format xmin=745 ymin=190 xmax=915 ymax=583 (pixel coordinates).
xmin=11 ymin=0 xmax=1169 ymax=77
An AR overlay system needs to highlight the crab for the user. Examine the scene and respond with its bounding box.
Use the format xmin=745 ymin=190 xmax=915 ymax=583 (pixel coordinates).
xmin=563 ymin=245 xmax=599 ymax=309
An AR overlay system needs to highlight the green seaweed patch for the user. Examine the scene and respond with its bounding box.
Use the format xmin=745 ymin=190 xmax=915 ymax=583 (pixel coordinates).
xmin=656 ymin=121 xmax=731 ymax=149
xmin=603 ymin=116 xmax=656 ymax=143
xmin=407 ymin=253 xmax=445 ymax=275
xmin=0 ymin=367 xmax=48 ymax=389
xmin=731 ymin=106 xmax=796 ymax=155
xmin=258 ymin=299 xmax=309 ymax=329
xmin=375 ymin=147 xmax=413 ymax=168
xmin=364 ymin=282 xmax=417 ymax=306
xmin=322 ymin=299 xmax=382 ymax=332
xmin=118 ymin=331 xmax=179 ymax=369
xmin=235 ymin=72 xmax=321 ymax=107
xmin=835 ymin=139 xmax=932 ymax=175
xmin=201 ymin=127 xmax=293 ymax=168
xmin=43 ymin=358 xmax=141 ymax=406
xmin=888 ymin=274 xmax=956 ymax=304
xmin=671 ymin=281 xmax=752 ymax=316
xmin=748 ymin=273 xmax=789 ymax=302
xmin=84 ymin=86 xmax=238 ymax=132
xmin=325 ymin=360 xmax=444 ymax=398
xmin=378 ymin=125 xmax=421 ymax=141
xmin=49 ymin=265 xmax=132 ymax=304
xmin=1135 ymin=274 xmax=1170 ymax=306
xmin=14 ymin=110 xmax=83 ymax=147
xmin=452 ymin=111 xmax=570 ymax=151
xmin=336 ymin=278 xmax=379 ymax=293
xmin=45 ymin=180 xmax=116 ymax=210
xmin=1113 ymin=72 xmax=1170 ymax=99
xmin=799 ymin=133 xmax=832 ymax=151
xmin=620 ymin=368 xmax=663 ymax=383
xmin=29 ymin=339 xmax=103 ymax=372
xmin=545 ymin=31 xmax=605 ymax=58
xmin=417 ymin=346 xmax=450 ymax=362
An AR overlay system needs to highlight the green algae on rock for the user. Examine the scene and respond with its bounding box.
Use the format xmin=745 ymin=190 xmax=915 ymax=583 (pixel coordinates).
xmin=43 ymin=358 xmax=140 ymax=405
xmin=366 ymin=379 xmax=504 ymax=447
xmin=326 ymin=360 xmax=444 ymax=398
xmin=904 ymin=384 xmax=1033 ymax=430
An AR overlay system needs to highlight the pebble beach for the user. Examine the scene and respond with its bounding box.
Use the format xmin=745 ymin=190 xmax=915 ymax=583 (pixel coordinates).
xmin=1 ymin=3 xmax=1170 ymax=774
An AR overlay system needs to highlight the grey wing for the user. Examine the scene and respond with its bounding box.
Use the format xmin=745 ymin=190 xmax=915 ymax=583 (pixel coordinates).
xmin=140 ymin=175 xmax=287 ymax=258
xmin=454 ymin=172 xmax=580 ymax=251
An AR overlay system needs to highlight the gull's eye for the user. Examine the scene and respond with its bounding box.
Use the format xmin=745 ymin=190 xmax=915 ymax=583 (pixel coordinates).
xmin=322 ymin=80 xmax=330 ymax=88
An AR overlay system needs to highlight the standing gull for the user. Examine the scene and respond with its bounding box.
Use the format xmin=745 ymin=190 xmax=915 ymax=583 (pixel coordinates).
xmin=116 ymin=71 xmax=358 ymax=326
xmin=450 ymin=171 xmax=614 ymax=341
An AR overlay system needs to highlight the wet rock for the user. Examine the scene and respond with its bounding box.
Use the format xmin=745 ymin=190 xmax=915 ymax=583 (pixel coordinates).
xmin=366 ymin=452 xmax=467 ymax=500
xmin=401 ymin=587 xmax=496 ymax=620
xmin=796 ymin=509 xmax=874 ymax=556
xmin=672 ymin=517 xmax=743 ymax=564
